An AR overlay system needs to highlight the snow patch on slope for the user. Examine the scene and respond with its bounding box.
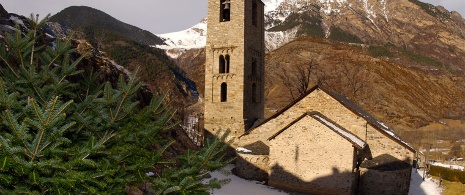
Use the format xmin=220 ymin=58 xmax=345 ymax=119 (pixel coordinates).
xmin=265 ymin=26 xmax=299 ymax=52
xmin=10 ymin=16 xmax=25 ymax=26
xmin=319 ymin=0 xmax=347 ymax=15
xmin=154 ymin=18 xmax=207 ymax=58
xmin=263 ymin=0 xmax=285 ymax=12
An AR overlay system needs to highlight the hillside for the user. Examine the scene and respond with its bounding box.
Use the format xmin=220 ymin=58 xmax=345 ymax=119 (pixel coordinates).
xmin=264 ymin=37 xmax=465 ymax=133
xmin=46 ymin=6 xmax=199 ymax=113
xmin=171 ymin=0 xmax=465 ymax=156
xmin=265 ymin=0 xmax=465 ymax=74
xmin=49 ymin=6 xmax=164 ymax=45
xmin=159 ymin=0 xmax=465 ymax=75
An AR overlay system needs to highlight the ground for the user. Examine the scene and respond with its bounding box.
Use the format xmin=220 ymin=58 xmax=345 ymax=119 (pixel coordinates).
xmin=409 ymin=168 xmax=443 ymax=195
xmin=206 ymin=165 xmax=444 ymax=195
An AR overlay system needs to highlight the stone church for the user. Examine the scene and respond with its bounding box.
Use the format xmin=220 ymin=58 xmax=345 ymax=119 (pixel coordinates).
xmin=203 ymin=0 xmax=419 ymax=194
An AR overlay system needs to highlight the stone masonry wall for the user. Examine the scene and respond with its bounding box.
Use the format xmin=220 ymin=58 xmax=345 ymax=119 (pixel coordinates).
xmin=204 ymin=0 xmax=265 ymax=138
xmin=359 ymin=167 xmax=412 ymax=195
xmin=235 ymin=153 xmax=269 ymax=181
xmin=243 ymin=0 xmax=265 ymax=123
xmin=268 ymin=116 xmax=357 ymax=195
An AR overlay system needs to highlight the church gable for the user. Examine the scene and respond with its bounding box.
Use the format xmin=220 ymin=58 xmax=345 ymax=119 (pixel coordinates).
xmin=267 ymin=113 xmax=359 ymax=194
xmin=240 ymin=85 xmax=416 ymax=156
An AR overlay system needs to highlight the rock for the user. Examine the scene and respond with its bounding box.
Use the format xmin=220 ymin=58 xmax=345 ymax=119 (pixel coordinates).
xmin=0 ymin=4 xmax=8 ymax=17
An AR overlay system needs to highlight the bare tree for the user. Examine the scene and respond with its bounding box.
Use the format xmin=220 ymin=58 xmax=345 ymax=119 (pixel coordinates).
xmin=317 ymin=59 xmax=367 ymax=101
xmin=279 ymin=61 xmax=318 ymax=100
xmin=341 ymin=62 xmax=367 ymax=100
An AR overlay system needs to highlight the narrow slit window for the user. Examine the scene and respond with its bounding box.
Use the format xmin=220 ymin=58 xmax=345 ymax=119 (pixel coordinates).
xmin=225 ymin=55 xmax=230 ymax=73
xmin=219 ymin=55 xmax=226 ymax=73
xmin=252 ymin=1 xmax=257 ymax=26
xmin=221 ymin=83 xmax=228 ymax=102
xmin=252 ymin=60 xmax=257 ymax=76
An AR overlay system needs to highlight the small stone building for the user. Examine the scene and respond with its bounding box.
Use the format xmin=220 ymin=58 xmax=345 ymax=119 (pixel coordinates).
xmin=236 ymin=86 xmax=418 ymax=194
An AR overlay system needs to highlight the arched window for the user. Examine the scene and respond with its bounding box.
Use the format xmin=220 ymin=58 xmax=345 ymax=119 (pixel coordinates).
xmin=219 ymin=55 xmax=226 ymax=73
xmin=221 ymin=83 xmax=228 ymax=102
xmin=219 ymin=55 xmax=230 ymax=74
xmin=252 ymin=1 xmax=257 ymax=26
xmin=252 ymin=83 xmax=257 ymax=103
xmin=220 ymin=0 xmax=231 ymax=22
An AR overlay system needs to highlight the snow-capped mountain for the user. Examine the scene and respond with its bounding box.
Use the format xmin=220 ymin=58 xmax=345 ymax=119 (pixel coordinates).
xmin=155 ymin=18 xmax=207 ymax=58
xmin=154 ymin=0 xmax=394 ymax=56
xmin=154 ymin=0 xmax=296 ymax=57
xmin=155 ymin=0 xmax=465 ymax=72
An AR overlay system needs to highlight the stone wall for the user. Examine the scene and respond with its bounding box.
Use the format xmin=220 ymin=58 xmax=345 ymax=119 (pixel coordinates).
xmin=268 ymin=116 xmax=357 ymax=195
xmin=359 ymin=167 xmax=412 ymax=195
xmin=235 ymin=153 xmax=269 ymax=181
xmin=364 ymin=125 xmax=414 ymax=163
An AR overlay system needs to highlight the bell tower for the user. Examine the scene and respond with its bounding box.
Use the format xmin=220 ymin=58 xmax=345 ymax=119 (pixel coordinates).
xmin=204 ymin=0 xmax=265 ymax=137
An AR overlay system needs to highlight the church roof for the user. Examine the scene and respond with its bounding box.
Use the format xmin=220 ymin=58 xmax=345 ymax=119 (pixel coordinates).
xmin=267 ymin=112 xmax=367 ymax=150
xmin=243 ymin=85 xmax=417 ymax=153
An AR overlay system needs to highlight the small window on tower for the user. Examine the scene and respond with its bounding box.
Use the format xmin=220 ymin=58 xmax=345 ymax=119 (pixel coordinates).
xmin=221 ymin=83 xmax=228 ymax=102
xmin=252 ymin=1 xmax=257 ymax=26
xmin=252 ymin=60 xmax=257 ymax=76
xmin=225 ymin=55 xmax=230 ymax=73
xmin=220 ymin=0 xmax=231 ymax=22
xmin=219 ymin=55 xmax=226 ymax=73
xmin=219 ymin=55 xmax=230 ymax=73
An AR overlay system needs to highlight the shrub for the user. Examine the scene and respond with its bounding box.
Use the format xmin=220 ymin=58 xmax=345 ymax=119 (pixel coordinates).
xmin=0 ymin=15 xmax=232 ymax=194
xmin=268 ymin=12 xmax=325 ymax=38
xmin=429 ymin=165 xmax=465 ymax=184
xmin=368 ymin=45 xmax=394 ymax=57
xmin=400 ymin=48 xmax=443 ymax=67
xmin=328 ymin=27 xmax=363 ymax=44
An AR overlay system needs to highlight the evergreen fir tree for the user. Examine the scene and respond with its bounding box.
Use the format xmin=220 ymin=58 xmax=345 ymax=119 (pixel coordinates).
xmin=0 ymin=14 xmax=232 ymax=194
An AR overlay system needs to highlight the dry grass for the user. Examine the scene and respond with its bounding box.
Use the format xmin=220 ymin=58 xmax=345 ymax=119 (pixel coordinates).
xmin=441 ymin=180 xmax=465 ymax=195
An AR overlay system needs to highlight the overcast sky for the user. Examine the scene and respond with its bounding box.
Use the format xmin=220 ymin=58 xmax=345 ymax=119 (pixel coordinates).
xmin=1 ymin=0 xmax=464 ymax=35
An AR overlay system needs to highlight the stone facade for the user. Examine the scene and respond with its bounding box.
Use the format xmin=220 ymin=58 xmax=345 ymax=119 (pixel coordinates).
xmin=235 ymin=153 xmax=269 ymax=181
xmin=204 ymin=0 xmax=265 ymax=138
xmin=359 ymin=168 xmax=412 ymax=195
xmin=268 ymin=115 xmax=359 ymax=194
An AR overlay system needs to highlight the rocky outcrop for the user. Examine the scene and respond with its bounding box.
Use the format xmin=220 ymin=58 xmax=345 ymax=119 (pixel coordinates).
xmin=0 ymin=4 xmax=8 ymax=17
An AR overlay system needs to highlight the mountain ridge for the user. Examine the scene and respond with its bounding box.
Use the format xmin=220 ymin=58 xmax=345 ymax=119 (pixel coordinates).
xmin=49 ymin=6 xmax=165 ymax=46
xmin=157 ymin=0 xmax=465 ymax=74
xmin=45 ymin=5 xmax=200 ymax=116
